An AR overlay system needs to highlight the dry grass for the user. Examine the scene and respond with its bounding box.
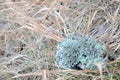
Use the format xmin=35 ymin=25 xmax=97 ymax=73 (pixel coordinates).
xmin=0 ymin=0 xmax=120 ymax=80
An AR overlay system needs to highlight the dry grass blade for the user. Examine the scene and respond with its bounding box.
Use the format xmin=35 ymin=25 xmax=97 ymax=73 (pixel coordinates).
xmin=43 ymin=70 xmax=47 ymax=80
xmin=86 ymin=10 xmax=98 ymax=34
xmin=95 ymin=63 xmax=103 ymax=80
xmin=42 ymin=0 xmax=58 ymax=23
xmin=12 ymin=72 xmax=43 ymax=78
xmin=22 ymin=17 xmax=64 ymax=42
xmin=114 ymin=44 xmax=120 ymax=52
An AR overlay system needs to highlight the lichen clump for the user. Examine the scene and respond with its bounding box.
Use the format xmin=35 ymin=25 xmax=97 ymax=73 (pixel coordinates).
xmin=56 ymin=35 xmax=106 ymax=70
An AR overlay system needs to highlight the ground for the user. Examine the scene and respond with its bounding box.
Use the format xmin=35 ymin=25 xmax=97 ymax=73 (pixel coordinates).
xmin=0 ymin=0 xmax=120 ymax=80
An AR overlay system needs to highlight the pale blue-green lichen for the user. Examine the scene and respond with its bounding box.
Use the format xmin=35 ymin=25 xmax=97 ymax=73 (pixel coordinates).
xmin=56 ymin=35 xmax=106 ymax=70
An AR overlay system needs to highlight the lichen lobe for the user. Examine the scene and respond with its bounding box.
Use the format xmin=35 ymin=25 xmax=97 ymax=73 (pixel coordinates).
xmin=56 ymin=35 xmax=106 ymax=70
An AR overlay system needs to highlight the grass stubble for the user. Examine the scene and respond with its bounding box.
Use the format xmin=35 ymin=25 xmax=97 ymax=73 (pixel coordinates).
xmin=0 ymin=0 xmax=120 ymax=80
